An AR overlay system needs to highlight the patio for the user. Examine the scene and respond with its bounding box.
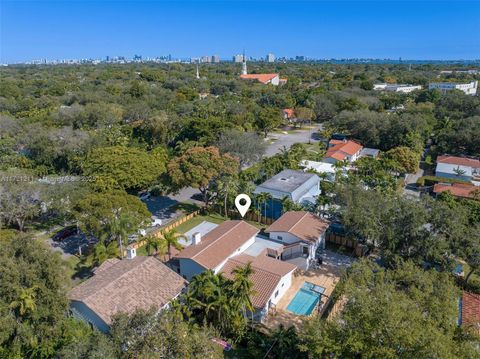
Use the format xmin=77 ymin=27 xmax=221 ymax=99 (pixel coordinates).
xmin=264 ymin=250 xmax=355 ymax=329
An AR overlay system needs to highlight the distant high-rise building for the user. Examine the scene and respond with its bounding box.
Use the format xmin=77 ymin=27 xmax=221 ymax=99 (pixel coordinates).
xmin=266 ymin=53 xmax=275 ymax=62
xmin=233 ymin=54 xmax=244 ymax=63
xmin=211 ymin=55 xmax=220 ymax=63
xmin=201 ymin=55 xmax=211 ymax=63
xmin=241 ymin=51 xmax=247 ymax=75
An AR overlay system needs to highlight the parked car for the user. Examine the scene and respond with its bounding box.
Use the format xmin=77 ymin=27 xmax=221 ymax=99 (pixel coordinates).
xmin=52 ymin=226 xmax=78 ymax=241
xmin=139 ymin=192 xmax=151 ymax=201
xmin=151 ymin=216 xmax=162 ymax=227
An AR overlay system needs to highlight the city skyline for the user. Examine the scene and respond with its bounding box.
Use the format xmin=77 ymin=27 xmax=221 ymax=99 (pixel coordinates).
xmin=1 ymin=1 xmax=480 ymax=63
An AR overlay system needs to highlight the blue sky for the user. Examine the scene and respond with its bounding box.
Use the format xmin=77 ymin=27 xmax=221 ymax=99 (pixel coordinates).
xmin=1 ymin=1 xmax=479 ymax=63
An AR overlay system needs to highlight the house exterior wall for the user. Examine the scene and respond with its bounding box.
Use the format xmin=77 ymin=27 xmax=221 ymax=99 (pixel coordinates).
xmin=254 ymin=186 xmax=291 ymax=201
xmin=435 ymin=162 xmax=474 ymax=182
xmin=290 ymin=176 xmax=320 ymax=202
xmin=435 ymin=171 xmax=472 ymax=182
xmin=254 ymin=271 xmax=294 ymax=322
xmin=70 ymin=300 xmax=110 ymax=333
xmin=269 ymin=76 xmax=280 ymax=86
xmin=270 ymin=272 xmax=293 ymax=306
xmin=269 ymin=231 xmax=300 ymax=244
xmin=269 ymin=231 xmax=326 ymax=260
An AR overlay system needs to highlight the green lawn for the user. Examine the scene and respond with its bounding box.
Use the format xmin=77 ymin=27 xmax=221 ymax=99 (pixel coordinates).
xmin=171 ymin=212 xmax=267 ymax=234
xmin=174 ymin=213 xmax=226 ymax=234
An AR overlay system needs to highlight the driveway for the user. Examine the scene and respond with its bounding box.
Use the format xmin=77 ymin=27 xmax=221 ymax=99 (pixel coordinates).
xmin=47 ymin=233 xmax=96 ymax=259
xmin=141 ymin=189 xmax=204 ymax=228
xmin=264 ymin=124 xmax=323 ymax=157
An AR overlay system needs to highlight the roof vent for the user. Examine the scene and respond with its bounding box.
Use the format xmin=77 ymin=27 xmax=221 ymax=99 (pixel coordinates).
xmin=192 ymin=232 xmax=202 ymax=245
xmin=126 ymin=247 xmax=136 ymax=259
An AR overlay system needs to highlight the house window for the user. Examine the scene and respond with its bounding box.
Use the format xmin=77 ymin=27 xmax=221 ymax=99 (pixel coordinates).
xmin=277 ymin=235 xmax=283 ymax=240
xmin=275 ymin=290 xmax=279 ymax=298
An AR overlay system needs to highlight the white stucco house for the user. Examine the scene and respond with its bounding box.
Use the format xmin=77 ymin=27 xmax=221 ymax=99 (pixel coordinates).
xmin=435 ymin=155 xmax=480 ymax=184
xmin=266 ymin=211 xmax=330 ymax=267
xmin=173 ymin=220 xmax=298 ymax=322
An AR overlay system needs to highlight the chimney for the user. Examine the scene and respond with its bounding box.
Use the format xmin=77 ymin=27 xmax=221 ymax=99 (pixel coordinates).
xmin=126 ymin=247 xmax=136 ymax=259
xmin=192 ymin=232 xmax=201 ymax=245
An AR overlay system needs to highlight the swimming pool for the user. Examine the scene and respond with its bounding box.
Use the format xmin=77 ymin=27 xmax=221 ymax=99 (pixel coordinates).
xmin=286 ymin=282 xmax=325 ymax=315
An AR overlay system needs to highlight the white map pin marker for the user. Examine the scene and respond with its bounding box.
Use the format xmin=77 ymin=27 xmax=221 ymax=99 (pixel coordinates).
xmin=235 ymin=194 xmax=251 ymax=218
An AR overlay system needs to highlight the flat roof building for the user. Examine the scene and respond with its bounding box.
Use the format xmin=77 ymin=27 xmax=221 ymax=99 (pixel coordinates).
xmin=429 ymin=81 xmax=478 ymax=96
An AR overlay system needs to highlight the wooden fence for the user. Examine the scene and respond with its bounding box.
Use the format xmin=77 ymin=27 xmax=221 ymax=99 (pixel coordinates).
xmin=225 ymin=209 xmax=275 ymax=225
xmin=326 ymin=232 xmax=368 ymax=257
xmin=126 ymin=210 xmax=201 ymax=253
xmin=325 ymin=296 xmax=346 ymax=322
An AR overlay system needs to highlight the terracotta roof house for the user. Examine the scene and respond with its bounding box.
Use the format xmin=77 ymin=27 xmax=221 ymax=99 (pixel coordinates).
xmin=221 ymin=254 xmax=296 ymax=321
xmin=435 ymin=155 xmax=480 ymax=183
xmin=283 ymin=108 xmax=295 ymax=120
xmin=254 ymin=169 xmax=321 ymax=219
xmin=174 ymin=220 xmax=259 ymax=280
xmin=323 ymin=139 xmax=363 ymax=164
xmin=266 ymin=211 xmax=330 ymax=269
xmin=69 ymin=250 xmax=187 ymax=332
xmin=240 ymin=73 xmax=280 ymax=85
xmin=460 ymin=291 xmax=480 ymax=335
xmin=433 ymin=183 xmax=480 ymax=200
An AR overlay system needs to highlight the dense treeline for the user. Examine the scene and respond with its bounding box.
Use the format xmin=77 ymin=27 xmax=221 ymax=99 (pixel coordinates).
xmin=1 ymin=63 xmax=479 ymax=357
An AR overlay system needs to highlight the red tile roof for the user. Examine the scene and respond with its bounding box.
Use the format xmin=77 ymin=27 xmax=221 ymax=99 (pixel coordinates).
xmin=221 ymin=254 xmax=296 ymax=309
xmin=240 ymin=73 xmax=279 ymax=84
xmin=437 ymin=155 xmax=480 ymax=168
xmin=174 ymin=221 xmax=259 ymax=269
xmin=325 ymin=140 xmax=363 ymax=161
xmin=266 ymin=211 xmax=330 ymax=244
xmin=283 ymin=108 xmax=295 ymax=118
xmin=462 ymin=292 xmax=480 ymax=333
xmin=69 ymin=256 xmax=187 ymax=325
xmin=434 ymin=183 xmax=479 ymax=199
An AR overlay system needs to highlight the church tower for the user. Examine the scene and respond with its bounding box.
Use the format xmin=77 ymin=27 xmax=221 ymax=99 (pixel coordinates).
xmin=241 ymin=50 xmax=247 ymax=75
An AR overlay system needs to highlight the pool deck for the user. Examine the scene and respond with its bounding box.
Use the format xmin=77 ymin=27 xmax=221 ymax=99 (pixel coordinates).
xmin=264 ymin=250 xmax=354 ymax=330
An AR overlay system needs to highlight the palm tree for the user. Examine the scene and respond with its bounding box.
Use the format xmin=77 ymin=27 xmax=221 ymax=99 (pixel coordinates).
xmin=162 ymin=229 xmax=184 ymax=260
xmin=453 ymin=166 xmax=467 ymax=177
xmin=231 ymin=263 xmax=256 ymax=318
xmin=110 ymin=211 xmax=135 ymax=259
xmin=144 ymin=235 xmax=166 ymax=256
xmin=257 ymin=192 xmax=272 ymax=221
xmin=92 ymin=240 xmax=118 ymax=266
xmin=216 ymin=176 xmax=239 ymax=218
xmin=281 ymin=196 xmax=295 ymax=214
xmin=10 ymin=286 xmax=38 ymax=316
